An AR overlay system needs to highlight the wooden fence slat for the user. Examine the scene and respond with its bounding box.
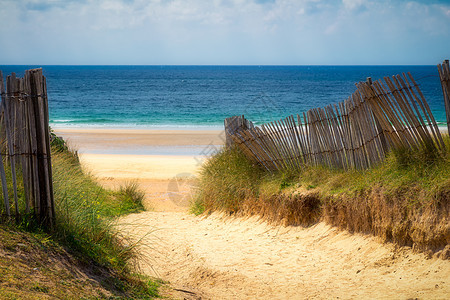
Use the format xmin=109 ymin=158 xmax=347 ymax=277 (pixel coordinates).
xmin=36 ymin=71 xmax=55 ymax=224
xmin=23 ymin=71 xmax=35 ymax=213
xmin=405 ymin=72 xmax=445 ymax=151
xmin=338 ymin=101 xmax=353 ymax=168
xmin=0 ymin=71 xmax=10 ymax=217
xmin=302 ymin=112 xmax=313 ymax=165
xmin=288 ymin=115 xmax=305 ymax=167
xmin=296 ymin=115 xmax=307 ymax=165
xmin=438 ymin=61 xmax=450 ymax=136
xmin=4 ymin=74 xmax=20 ymax=217
xmin=443 ymin=61 xmax=450 ymax=133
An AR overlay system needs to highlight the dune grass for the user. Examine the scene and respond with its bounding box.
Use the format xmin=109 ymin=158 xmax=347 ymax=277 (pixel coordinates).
xmin=0 ymin=135 xmax=160 ymax=298
xmin=51 ymin=145 xmax=160 ymax=297
xmin=51 ymin=149 xmax=136 ymax=271
xmin=196 ymin=139 xmax=450 ymax=212
xmin=191 ymin=147 xmax=264 ymax=215
xmin=194 ymin=138 xmax=450 ymax=254
xmin=0 ymin=222 xmax=161 ymax=299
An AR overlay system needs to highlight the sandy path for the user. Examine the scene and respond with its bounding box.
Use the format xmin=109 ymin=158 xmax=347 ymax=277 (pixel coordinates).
xmin=119 ymin=211 xmax=449 ymax=300
xmin=56 ymin=128 xmax=449 ymax=299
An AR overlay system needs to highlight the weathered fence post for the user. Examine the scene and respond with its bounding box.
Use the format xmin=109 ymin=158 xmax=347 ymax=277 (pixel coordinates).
xmin=29 ymin=69 xmax=55 ymax=228
xmin=224 ymin=115 xmax=254 ymax=148
xmin=4 ymin=73 xmax=20 ymax=219
xmin=0 ymin=72 xmax=10 ymax=217
xmin=0 ymin=68 xmax=54 ymax=228
xmin=438 ymin=59 xmax=450 ymax=135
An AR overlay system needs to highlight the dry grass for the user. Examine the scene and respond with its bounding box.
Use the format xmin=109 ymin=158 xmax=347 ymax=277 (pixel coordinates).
xmin=242 ymin=191 xmax=322 ymax=226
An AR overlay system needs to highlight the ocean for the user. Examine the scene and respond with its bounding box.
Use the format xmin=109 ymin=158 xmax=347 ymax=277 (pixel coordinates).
xmin=0 ymin=65 xmax=446 ymax=129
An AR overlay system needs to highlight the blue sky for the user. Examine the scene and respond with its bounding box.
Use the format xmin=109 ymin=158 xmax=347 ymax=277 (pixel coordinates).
xmin=0 ymin=0 xmax=449 ymax=65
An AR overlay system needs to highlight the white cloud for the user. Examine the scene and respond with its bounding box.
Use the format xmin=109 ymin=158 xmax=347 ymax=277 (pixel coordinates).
xmin=445 ymin=8 xmax=450 ymax=16
xmin=0 ymin=0 xmax=449 ymax=64
xmin=342 ymin=0 xmax=366 ymax=11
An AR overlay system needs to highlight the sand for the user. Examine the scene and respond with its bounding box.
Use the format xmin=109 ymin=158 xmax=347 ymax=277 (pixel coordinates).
xmin=56 ymin=127 xmax=450 ymax=300
xmin=119 ymin=212 xmax=450 ymax=300
xmin=78 ymin=154 xmax=199 ymax=180
xmin=54 ymin=127 xmax=224 ymax=152
xmin=54 ymin=127 xmax=215 ymax=211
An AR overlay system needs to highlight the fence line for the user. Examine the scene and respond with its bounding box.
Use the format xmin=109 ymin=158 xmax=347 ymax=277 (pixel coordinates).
xmin=0 ymin=69 xmax=54 ymax=228
xmin=225 ymin=69 xmax=446 ymax=172
xmin=438 ymin=59 xmax=450 ymax=135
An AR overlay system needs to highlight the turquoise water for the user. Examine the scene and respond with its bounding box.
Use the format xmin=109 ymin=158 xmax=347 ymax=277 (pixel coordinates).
xmin=0 ymin=65 xmax=446 ymax=129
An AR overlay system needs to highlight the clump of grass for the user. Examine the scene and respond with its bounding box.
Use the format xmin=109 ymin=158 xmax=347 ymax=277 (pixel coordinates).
xmin=195 ymin=147 xmax=264 ymax=214
xmin=114 ymin=181 xmax=146 ymax=214
xmin=50 ymin=128 xmax=69 ymax=153
xmin=51 ymin=149 xmax=148 ymax=271
xmin=190 ymin=198 xmax=206 ymax=216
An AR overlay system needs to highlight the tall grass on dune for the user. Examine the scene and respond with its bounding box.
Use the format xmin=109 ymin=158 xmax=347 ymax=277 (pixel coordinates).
xmin=0 ymin=134 xmax=160 ymax=298
xmin=52 ymin=149 xmax=129 ymax=270
xmin=50 ymin=142 xmax=160 ymax=296
xmin=192 ymin=147 xmax=264 ymax=215
xmin=194 ymin=138 xmax=450 ymax=255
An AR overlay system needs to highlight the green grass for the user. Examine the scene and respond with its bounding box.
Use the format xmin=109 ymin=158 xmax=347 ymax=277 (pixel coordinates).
xmin=196 ymin=138 xmax=450 ymax=210
xmin=114 ymin=181 xmax=146 ymax=215
xmin=296 ymin=140 xmax=450 ymax=203
xmin=193 ymin=147 xmax=264 ymax=214
xmin=50 ymin=148 xmax=159 ymax=298
xmin=0 ymin=223 xmax=162 ymax=299
xmin=51 ymin=149 xmax=134 ymax=270
xmin=0 ymin=134 xmax=160 ymax=299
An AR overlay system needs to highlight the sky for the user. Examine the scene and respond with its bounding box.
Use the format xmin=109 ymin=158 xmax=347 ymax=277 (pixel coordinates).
xmin=0 ymin=0 xmax=449 ymax=65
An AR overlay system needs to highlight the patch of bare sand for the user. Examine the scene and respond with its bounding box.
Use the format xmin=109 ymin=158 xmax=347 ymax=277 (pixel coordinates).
xmin=78 ymin=153 xmax=198 ymax=212
xmin=119 ymin=212 xmax=450 ymax=300
xmin=53 ymin=127 xmax=223 ymax=152
xmin=102 ymin=177 xmax=196 ymax=212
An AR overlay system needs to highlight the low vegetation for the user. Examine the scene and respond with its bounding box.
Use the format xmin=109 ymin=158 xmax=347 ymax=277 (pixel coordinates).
xmin=0 ymin=223 xmax=161 ymax=299
xmin=194 ymin=137 xmax=450 ymax=258
xmin=0 ymin=136 xmax=161 ymax=299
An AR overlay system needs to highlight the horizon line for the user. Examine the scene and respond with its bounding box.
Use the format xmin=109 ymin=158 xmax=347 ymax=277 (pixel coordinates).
xmin=0 ymin=63 xmax=441 ymax=67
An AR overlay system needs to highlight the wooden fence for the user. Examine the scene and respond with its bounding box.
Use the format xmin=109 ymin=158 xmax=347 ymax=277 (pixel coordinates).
xmin=224 ymin=115 xmax=254 ymax=148
xmin=0 ymin=69 xmax=54 ymax=228
xmin=438 ymin=59 xmax=450 ymax=135
xmin=225 ymin=70 xmax=445 ymax=172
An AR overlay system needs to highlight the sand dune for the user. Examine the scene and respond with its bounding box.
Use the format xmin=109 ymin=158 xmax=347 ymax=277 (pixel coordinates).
xmin=56 ymin=128 xmax=450 ymax=299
